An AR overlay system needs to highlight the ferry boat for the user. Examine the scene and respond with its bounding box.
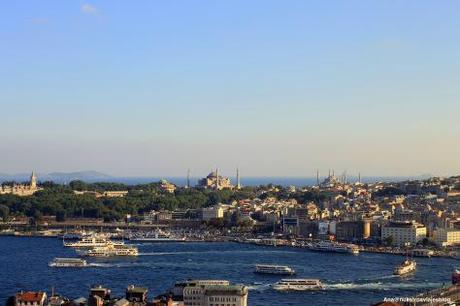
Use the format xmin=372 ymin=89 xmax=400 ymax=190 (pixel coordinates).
xmin=393 ymin=259 xmax=416 ymax=275
xmin=254 ymin=264 xmax=296 ymax=275
xmin=63 ymin=234 xmax=124 ymax=248
xmin=310 ymin=241 xmax=359 ymax=255
xmin=49 ymin=258 xmax=88 ymax=267
xmin=82 ymin=244 xmax=138 ymax=257
xmin=411 ymin=248 xmax=434 ymax=258
xmin=272 ymin=279 xmax=324 ymax=291
xmin=128 ymin=231 xmax=186 ymax=242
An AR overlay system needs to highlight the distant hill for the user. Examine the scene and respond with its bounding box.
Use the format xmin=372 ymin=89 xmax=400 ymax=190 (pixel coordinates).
xmin=0 ymin=171 xmax=112 ymax=184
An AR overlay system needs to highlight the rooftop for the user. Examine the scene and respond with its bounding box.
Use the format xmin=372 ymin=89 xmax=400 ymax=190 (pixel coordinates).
xmin=16 ymin=292 xmax=46 ymax=303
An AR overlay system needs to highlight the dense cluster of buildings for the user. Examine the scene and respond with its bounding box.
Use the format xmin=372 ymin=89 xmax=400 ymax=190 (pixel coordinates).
xmin=141 ymin=173 xmax=460 ymax=249
xmin=9 ymin=280 xmax=248 ymax=306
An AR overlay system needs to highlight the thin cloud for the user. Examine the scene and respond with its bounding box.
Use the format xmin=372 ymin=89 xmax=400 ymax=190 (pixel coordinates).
xmin=81 ymin=3 xmax=98 ymax=16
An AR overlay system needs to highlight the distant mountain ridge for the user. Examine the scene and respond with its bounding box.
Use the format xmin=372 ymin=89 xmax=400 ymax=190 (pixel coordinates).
xmin=0 ymin=171 xmax=112 ymax=183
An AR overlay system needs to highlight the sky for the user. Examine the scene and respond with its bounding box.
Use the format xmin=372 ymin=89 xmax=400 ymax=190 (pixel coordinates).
xmin=1 ymin=1 xmax=460 ymax=178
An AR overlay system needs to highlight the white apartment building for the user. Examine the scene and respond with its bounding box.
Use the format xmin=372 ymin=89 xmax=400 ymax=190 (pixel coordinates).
xmin=381 ymin=221 xmax=426 ymax=247
xmin=432 ymin=228 xmax=460 ymax=247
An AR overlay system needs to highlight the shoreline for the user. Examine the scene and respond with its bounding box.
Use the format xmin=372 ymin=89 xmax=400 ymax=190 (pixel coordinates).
xmin=2 ymin=233 xmax=456 ymax=259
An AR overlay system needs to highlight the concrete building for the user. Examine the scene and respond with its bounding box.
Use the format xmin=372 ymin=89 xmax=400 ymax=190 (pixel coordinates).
xmin=200 ymin=206 xmax=224 ymax=221
xmin=381 ymin=221 xmax=427 ymax=247
xmin=125 ymin=285 xmax=148 ymax=303
xmin=335 ymin=221 xmax=365 ymax=241
xmin=182 ymin=280 xmax=248 ymax=306
xmin=432 ymin=228 xmax=460 ymax=247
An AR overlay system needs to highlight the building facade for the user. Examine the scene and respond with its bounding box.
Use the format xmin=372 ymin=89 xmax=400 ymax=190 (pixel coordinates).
xmin=381 ymin=221 xmax=427 ymax=247
xmin=0 ymin=172 xmax=41 ymax=196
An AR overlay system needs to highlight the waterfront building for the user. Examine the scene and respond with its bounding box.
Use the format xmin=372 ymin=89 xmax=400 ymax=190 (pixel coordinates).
xmin=381 ymin=221 xmax=427 ymax=247
xmin=200 ymin=206 xmax=224 ymax=221
xmin=335 ymin=221 xmax=365 ymax=242
xmin=0 ymin=172 xmax=42 ymax=196
xmin=197 ymin=170 xmax=233 ymax=190
xmin=432 ymin=228 xmax=460 ymax=247
xmin=15 ymin=291 xmax=46 ymax=306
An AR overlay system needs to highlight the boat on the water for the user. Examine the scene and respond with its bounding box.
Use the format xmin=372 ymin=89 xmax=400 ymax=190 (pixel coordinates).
xmin=393 ymin=259 xmax=416 ymax=275
xmin=254 ymin=264 xmax=296 ymax=275
xmin=411 ymin=248 xmax=434 ymax=258
xmin=81 ymin=244 xmax=138 ymax=257
xmin=63 ymin=234 xmax=124 ymax=248
xmin=309 ymin=241 xmax=359 ymax=255
xmin=128 ymin=230 xmax=186 ymax=242
xmin=272 ymin=279 xmax=324 ymax=291
xmin=49 ymin=258 xmax=88 ymax=267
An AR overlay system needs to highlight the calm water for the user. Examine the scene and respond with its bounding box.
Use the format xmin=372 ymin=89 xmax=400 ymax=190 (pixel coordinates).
xmin=0 ymin=237 xmax=456 ymax=305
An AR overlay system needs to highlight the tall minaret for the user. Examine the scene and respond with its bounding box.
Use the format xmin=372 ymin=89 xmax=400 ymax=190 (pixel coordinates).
xmin=215 ymin=168 xmax=219 ymax=189
xmin=358 ymin=172 xmax=361 ymax=184
xmin=236 ymin=167 xmax=241 ymax=190
xmin=316 ymin=170 xmax=320 ymax=186
xmin=186 ymin=169 xmax=191 ymax=189
xmin=30 ymin=171 xmax=37 ymax=189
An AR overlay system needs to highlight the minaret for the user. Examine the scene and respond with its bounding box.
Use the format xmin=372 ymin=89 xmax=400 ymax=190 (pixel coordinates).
xmin=316 ymin=170 xmax=320 ymax=186
xmin=186 ymin=169 xmax=191 ymax=189
xmin=236 ymin=167 xmax=241 ymax=190
xmin=215 ymin=168 xmax=219 ymax=189
xmin=30 ymin=171 xmax=37 ymax=189
xmin=358 ymin=172 xmax=361 ymax=184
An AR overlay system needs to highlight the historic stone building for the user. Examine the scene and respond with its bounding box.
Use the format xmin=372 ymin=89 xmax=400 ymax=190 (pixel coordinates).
xmin=197 ymin=169 xmax=234 ymax=190
xmin=0 ymin=172 xmax=42 ymax=196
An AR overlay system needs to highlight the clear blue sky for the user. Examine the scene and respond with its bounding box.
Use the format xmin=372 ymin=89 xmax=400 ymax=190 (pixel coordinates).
xmin=1 ymin=1 xmax=460 ymax=177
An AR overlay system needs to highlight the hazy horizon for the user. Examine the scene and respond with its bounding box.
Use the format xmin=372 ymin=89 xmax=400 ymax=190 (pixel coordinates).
xmin=2 ymin=1 xmax=460 ymax=177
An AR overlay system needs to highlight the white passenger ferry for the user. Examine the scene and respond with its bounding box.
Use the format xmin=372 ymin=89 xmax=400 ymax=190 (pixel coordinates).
xmin=310 ymin=241 xmax=359 ymax=255
xmin=272 ymin=279 xmax=324 ymax=291
xmin=63 ymin=234 xmax=124 ymax=248
xmin=394 ymin=259 xmax=416 ymax=275
xmin=82 ymin=244 xmax=138 ymax=257
xmin=49 ymin=258 xmax=88 ymax=267
xmin=254 ymin=264 xmax=296 ymax=275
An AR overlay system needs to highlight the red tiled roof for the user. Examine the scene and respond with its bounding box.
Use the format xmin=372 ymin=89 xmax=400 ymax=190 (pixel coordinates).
xmin=16 ymin=292 xmax=46 ymax=303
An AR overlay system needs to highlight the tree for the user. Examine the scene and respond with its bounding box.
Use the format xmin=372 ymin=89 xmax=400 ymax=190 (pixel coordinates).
xmin=0 ymin=204 xmax=9 ymax=221
xmin=56 ymin=210 xmax=66 ymax=222
xmin=383 ymin=236 xmax=394 ymax=247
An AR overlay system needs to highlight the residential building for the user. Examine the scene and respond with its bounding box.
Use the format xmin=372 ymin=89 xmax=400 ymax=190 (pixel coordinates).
xmin=432 ymin=228 xmax=460 ymax=247
xmin=15 ymin=292 xmax=46 ymax=306
xmin=381 ymin=221 xmax=427 ymax=247
xmin=182 ymin=280 xmax=247 ymax=306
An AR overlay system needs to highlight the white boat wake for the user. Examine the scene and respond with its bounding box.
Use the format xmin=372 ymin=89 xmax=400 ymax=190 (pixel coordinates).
xmin=326 ymin=281 xmax=442 ymax=291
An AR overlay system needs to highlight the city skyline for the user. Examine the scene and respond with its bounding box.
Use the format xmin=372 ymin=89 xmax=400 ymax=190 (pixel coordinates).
xmin=2 ymin=1 xmax=460 ymax=177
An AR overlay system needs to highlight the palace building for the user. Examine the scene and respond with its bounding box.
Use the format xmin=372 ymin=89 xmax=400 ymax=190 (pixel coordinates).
xmin=0 ymin=172 xmax=42 ymax=196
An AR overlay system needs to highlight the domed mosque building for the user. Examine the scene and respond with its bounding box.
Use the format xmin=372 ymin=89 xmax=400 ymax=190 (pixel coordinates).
xmin=197 ymin=168 xmax=241 ymax=190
